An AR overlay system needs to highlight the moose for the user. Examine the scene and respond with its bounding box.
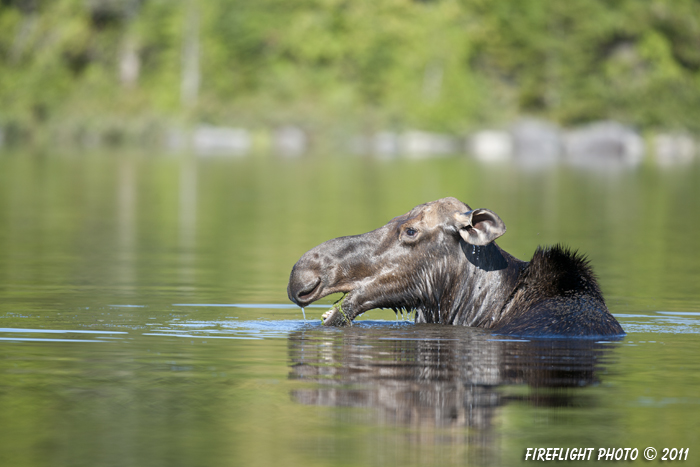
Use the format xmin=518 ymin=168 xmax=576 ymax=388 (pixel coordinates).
xmin=287 ymin=197 xmax=624 ymax=337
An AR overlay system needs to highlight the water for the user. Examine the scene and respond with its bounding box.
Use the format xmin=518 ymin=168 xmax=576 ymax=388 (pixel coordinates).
xmin=1 ymin=150 xmax=699 ymax=466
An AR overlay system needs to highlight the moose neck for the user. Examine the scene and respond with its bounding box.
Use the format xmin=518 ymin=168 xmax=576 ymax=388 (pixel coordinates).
xmin=415 ymin=242 xmax=525 ymax=326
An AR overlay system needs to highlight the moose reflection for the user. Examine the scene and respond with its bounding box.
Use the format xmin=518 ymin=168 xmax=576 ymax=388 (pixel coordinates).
xmin=288 ymin=324 xmax=618 ymax=429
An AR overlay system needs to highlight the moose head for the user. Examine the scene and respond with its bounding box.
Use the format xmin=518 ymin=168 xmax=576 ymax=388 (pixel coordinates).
xmin=288 ymin=197 xmax=518 ymax=326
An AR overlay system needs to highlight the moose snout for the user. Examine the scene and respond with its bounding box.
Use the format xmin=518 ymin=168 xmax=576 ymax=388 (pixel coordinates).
xmin=288 ymin=265 xmax=323 ymax=306
xmin=288 ymin=235 xmax=367 ymax=307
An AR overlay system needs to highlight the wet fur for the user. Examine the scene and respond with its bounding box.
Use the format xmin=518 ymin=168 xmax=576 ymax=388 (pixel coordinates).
xmin=494 ymin=245 xmax=621 ymax=337
xmin=406 ymin=243 xmax=622 ymax=337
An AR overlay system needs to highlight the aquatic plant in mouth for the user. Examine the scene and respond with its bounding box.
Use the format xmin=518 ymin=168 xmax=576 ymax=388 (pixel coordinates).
xmin=321 ymin=293 xmax=351 ymax=326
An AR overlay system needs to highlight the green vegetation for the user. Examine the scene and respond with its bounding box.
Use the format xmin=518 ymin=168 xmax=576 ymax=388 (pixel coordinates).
xmin=2 ymin=0 xmax=700 ymax=142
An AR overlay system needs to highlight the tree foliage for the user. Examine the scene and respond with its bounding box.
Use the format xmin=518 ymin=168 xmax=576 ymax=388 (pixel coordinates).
xmin=1 ymin=0 xmax=700 ymax=135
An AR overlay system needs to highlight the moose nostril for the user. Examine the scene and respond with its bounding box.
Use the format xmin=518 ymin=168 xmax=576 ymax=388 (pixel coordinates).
xmin=297 ymin=278 xmax=321 ymax=300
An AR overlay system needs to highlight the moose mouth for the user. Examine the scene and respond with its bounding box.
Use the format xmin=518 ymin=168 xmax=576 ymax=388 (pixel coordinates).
xmin=320 ymin=293 xmax=353 ymax=327
xmin=287 ymin=269 xmax=362 ymax=326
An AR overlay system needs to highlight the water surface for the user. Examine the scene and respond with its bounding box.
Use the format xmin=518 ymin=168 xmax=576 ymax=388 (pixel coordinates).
xmin=1 ymin=150 xmax=699 ymax=466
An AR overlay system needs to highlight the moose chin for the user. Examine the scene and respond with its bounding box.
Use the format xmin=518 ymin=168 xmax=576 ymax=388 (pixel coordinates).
xmin=287 ymin=197 xmax=624 ymax=338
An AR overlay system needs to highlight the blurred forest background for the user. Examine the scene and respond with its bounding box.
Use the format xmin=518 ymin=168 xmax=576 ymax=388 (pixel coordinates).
xmin=2 ymin=0 xmax=700 ymax=145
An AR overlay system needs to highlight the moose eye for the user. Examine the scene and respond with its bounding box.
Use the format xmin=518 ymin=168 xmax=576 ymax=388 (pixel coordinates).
xmin=405 ymin=228 xmax=417 ymax=237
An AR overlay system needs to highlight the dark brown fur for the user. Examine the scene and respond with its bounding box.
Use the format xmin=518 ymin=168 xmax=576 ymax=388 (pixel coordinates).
xmin=288 ymin=197 xmax=624 ymax=337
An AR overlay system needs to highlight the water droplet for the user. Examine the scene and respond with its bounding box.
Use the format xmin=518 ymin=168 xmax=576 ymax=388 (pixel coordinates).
xmin=301 ymin=307 xmax=306 ymax=321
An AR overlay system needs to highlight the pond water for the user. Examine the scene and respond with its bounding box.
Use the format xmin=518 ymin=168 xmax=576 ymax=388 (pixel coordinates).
xmin=0 ymin=150 xmax=699 ymax=466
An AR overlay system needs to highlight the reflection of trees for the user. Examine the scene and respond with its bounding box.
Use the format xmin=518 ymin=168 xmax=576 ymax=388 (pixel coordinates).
xmin=288 ymin=325 xmax=619 ymax=430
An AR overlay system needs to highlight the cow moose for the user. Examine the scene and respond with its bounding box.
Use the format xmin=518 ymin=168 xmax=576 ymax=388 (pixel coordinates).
xmin=287 ymin=197 xmax=624 ymax=337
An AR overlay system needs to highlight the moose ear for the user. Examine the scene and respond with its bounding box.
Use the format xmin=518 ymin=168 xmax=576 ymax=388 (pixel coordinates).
xmin=453 ymin=209 xmax=506 ymax=245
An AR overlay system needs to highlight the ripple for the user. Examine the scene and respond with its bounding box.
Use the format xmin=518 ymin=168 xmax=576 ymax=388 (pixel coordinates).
xmin=0 ymin=328 xmax=128 ymax=334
